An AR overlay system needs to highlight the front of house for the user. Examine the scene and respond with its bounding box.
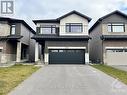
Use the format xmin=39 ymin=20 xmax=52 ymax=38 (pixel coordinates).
xmin=0 ymin=17 xmax=35 ymax=63
xmin=32 ymin=11 xmax=91 ymax=64
xmin=89 ymin=10 xmax=127 ymax=65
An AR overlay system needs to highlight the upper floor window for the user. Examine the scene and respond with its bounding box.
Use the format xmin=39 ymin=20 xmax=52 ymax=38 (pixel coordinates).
xmin=108 ymin=23 xmax=125 ymax=32
xmin=39 ymin=25 xmax=56 ymax=34
xmin=11 ymin=25 xmax=16 ymax=35
xmin=66 ymin=23 xmax=83 ymax=33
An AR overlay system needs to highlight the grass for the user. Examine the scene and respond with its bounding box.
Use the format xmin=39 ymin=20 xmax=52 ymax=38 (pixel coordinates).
xmin=91 ymin=64 xmax=127 ymax=85
xmin=0 ymin=64 xmax=40 ymax=95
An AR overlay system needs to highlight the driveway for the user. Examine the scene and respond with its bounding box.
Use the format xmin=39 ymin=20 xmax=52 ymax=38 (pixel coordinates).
xmin=9 ymin=65 xmax=127 ymax=95
xmin=111 ymin=65 xmax=127 ymax=72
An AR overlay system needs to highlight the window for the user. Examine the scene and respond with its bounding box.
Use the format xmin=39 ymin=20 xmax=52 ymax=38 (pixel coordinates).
xmin=0 ymin=49 xmax=2 ymax=52
xmin=11 ymin=25 xmax=16 ymax=35
xmin=108 ymin=23 xmax=125 ymax=32
xmin=39 ymin=25 xmax=56 ymax=34
xmin=50 ymin=50 xmax=58 ymax=52
xmin=66 ymin=23 xmax=83 ymax=33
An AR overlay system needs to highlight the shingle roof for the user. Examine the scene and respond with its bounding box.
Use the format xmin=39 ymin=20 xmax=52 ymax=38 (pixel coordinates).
xmin=33 ymin=10 xmax=92 ymax=24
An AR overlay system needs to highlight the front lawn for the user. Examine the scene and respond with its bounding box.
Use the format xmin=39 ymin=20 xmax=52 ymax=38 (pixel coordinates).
xmin=91 ymin=64 xmax=127 ymax=85
xmin=0 ymin=64 xmax=40 ymax=95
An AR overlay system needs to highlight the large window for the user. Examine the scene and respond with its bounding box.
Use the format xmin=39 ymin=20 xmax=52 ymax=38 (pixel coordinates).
xmin=11 ymin=25 xmax=16 ymax=35
xmin=66 ymin=23 xmax=83 ymax=33
xmin=108 ymin=23 xmax=125 ymax=32
xmin=39 ymin=25 xmax=56 ymax=34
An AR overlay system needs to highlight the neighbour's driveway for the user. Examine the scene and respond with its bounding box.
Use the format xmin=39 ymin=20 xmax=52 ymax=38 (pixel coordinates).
xmin=111 ymin=65 xmax=127 ymax=72
xmin=9 ymin=65 xmax=127 ymax=95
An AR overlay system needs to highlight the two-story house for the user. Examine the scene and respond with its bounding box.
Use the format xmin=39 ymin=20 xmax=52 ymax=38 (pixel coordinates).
xmin=0 ymin=17 xmax=35 ymax=63
xmin=89 ymin=10 xmax=127 ymax=65
xmin=32 ymin=10 xmax=91 ymax=64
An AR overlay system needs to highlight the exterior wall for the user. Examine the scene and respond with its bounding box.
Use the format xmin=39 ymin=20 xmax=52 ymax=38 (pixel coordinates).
xmin=20 ymin=24 xmax=30 ymax=45
xmin=20 ymin=24 xmax=35 ymax=62
xmin=102 ymin=14 xmax=127 ymax=35
xmin=29 ymin=32 xmax=35 ymax=62
xmin=0 ymin=41 xmax=16 ymax=63
xmin=89 ymin=24 xmax=103 ymax=63
xmin=60 ymin=14 xmax=89 ymax=36
xmin=44 ymin=41 xmax=88 ymax=64
xmin=0 ymin=21 xmax=10 ymax=36
xmin=15 ymin=23 xmax=21 ymax=35
xmin=103 ymin=41 xmax=127 ymax=64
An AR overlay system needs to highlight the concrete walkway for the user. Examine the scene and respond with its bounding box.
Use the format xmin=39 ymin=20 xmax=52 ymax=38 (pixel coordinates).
xmin=9 ymin=65 xmax=127 ymax=95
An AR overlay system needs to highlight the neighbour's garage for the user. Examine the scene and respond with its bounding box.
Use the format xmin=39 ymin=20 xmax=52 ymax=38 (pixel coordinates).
xmin=106 ymin=48 xmax=127 ymax=65
xmin=49 ymin=49 xmax=85 ymax=64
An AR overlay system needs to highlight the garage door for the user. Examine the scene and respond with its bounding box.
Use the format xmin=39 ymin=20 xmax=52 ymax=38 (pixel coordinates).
xmin=106 ymin=49 xmax=127 ymax=65
xmin=49 ymin=49 xmax=85 ymax=64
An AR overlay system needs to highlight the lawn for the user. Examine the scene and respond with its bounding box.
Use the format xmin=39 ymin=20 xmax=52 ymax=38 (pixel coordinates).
xmin=91 ymin=64 xmax=127 ymax=85
xmin=0 ymin=64 xmax=40 ymax=95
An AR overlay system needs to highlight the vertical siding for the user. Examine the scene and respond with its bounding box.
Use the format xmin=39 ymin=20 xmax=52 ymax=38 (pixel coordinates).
xmin=89 ymin=24 xmax=103 ymax=63
xmin=20 ymin=24 xmax=35 ymax=62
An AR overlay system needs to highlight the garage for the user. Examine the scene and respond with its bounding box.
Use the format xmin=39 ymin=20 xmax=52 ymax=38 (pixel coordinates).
xmin=106 ymin=48 xmax=127 ymax=65
xmin=49 ymin=49 xmax=85 ymax=64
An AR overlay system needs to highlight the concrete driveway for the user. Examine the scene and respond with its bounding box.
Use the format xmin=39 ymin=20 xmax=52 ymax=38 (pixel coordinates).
xmin=9 ymin=65 xmax=127 ymax=95
xmin=111 ymin=65 xmax=127 ymax=72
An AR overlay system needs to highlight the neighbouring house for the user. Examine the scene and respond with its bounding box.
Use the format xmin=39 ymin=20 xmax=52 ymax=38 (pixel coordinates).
xmin=32 ymin=10 xmax=91 ymax=64
xmin=89 ymin=10 xmax=127 ymax=65
xmin=0 ymin=17 xmax=35 ymax=63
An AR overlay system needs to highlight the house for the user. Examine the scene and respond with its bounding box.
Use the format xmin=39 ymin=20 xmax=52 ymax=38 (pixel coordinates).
xmin=89 ymin=10 xmax=127 ymax=65
xmin=32 ymin=10 xmax=91 ymax=64
xmin=0 ymin=17 xmax=35 ymax=63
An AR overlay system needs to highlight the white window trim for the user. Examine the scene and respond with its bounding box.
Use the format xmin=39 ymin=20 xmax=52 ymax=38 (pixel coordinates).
xmin=105 ymin=47 xmax=127 ymax=49
xmin=48 ymin=47 xmax=86 ymax=49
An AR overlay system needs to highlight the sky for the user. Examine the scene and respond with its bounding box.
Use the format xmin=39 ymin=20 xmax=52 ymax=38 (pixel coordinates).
xmin=1 ymin=0 xmax=127 ymax=30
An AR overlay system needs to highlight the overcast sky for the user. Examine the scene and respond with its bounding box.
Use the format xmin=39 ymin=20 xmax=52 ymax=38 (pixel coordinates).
xmin=1 ymin=0 xmax=127 ymax=30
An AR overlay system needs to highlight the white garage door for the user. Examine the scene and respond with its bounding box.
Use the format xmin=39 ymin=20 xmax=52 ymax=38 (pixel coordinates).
xmin=106 ymin=49 xmax=127 ymax=65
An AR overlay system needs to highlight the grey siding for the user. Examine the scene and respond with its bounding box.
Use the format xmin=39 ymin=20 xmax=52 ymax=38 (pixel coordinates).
xmin=89 ymin=24 xmax=103 ymax=63
xmin=20 ymin=24 xmax=35 ymax=62
xmin=15 ymin=23 xmax=21 ymax=35
xmin=29 ymin=32 xmax=35 ymax=62
xmin=102 ymin=14 xmax=127 ymax=24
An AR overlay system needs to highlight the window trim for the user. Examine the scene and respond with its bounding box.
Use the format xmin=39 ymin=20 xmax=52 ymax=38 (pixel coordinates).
xmin=39 ymin=25 xmax=56 ymax=34
xmin=66 ymin=23 xmax=83 ymax=33
xmin=108 ymin=23 xmax=125 ymax=32
xmin=10 ymin=24 xmax=16 ymax=35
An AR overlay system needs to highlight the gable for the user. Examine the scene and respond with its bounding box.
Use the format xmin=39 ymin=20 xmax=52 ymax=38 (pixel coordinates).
xmin=60 ymin=14 xmax=88 ymax=25
xmin=102 ymin=13 xmax=127 ymax=24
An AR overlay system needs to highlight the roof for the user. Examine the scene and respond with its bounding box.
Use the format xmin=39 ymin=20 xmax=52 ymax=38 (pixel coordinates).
xmin=101 ymin=35 xmax=127 ymax=40
xmin=32 ymin=35 xmax=90 ymax=41
xmin=0 ymin=35 xmax=23 ymax=40
xmin=89 ymin=10 xmax=127 ymax=33
xmin=33 ymin=10 xmax=92 ymax=24
xmin=0 ymin=17 xmax=35 ymax=34
xmin=33 ymin=19 xmax=59 ymax=24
